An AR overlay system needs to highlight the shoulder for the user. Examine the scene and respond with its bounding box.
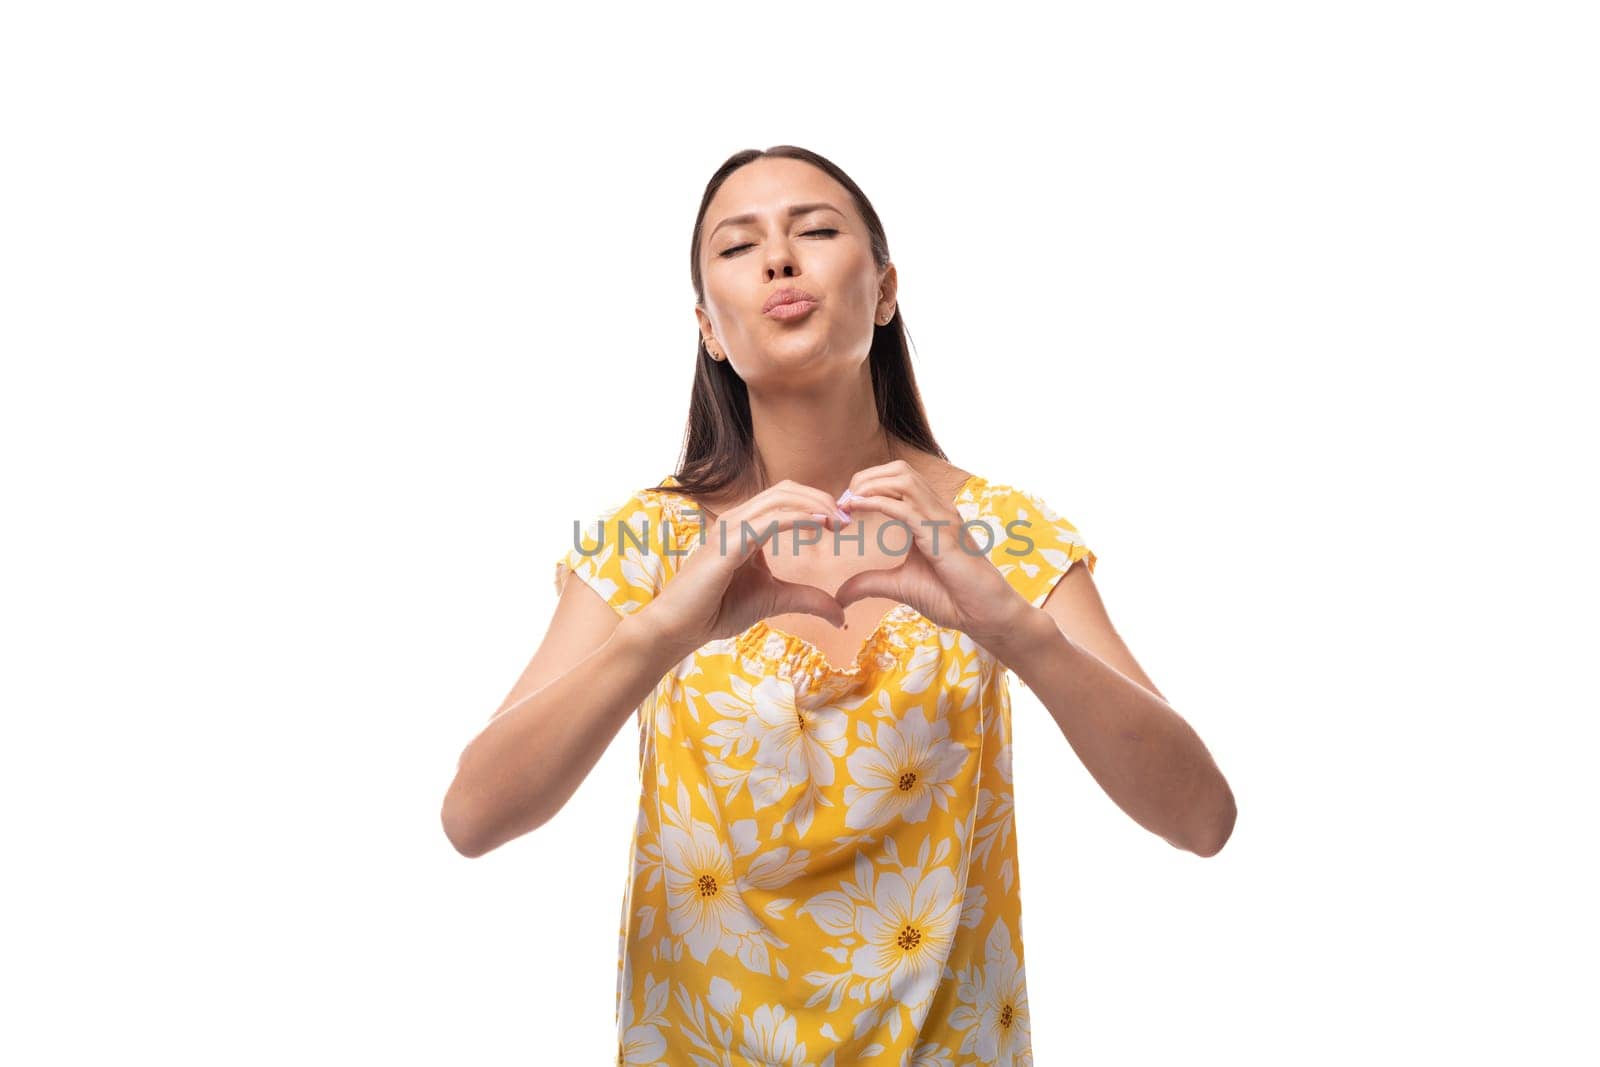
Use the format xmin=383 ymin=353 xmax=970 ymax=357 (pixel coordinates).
xmin=896 ymin=454 xmax=975 ymax=504
xmin=552 ymin=479 xmax=686 ymax=611
xmin=963 ymin=478 xmax=1099 ymax=606
xmin=963 ymin=478 xmax=1082 ymax=528
xmin=569 ymin=482 xmax=680 ymax=543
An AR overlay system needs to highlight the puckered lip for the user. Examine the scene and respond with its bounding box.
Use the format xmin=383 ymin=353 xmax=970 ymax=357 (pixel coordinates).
xmin=763 ymin=286 xmax=819 ymax=313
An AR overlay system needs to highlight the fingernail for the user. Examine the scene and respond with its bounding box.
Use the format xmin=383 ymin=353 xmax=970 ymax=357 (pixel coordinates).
xmin=810 ymin=512 xmax=830 ymax=524
xmin=837 ymin=489 xmax=855 ymax=506
xmin=835 ymin=508 xmax=851 ymax=524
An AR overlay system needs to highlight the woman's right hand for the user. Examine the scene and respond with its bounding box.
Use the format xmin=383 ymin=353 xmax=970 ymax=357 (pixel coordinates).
xmin=639 ymin=480 xmax=850 ymax=656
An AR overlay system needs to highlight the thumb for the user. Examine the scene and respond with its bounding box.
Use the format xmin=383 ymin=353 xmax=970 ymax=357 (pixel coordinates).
xmin=834 ymin=566 xmax=904 ymax=610
xmin=768 ymin=577 xmax=847 ymax=628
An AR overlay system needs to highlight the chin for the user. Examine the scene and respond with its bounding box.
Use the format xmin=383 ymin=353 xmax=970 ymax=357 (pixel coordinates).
xmin=750 ymin=346 xmax=864 ymax=386
xmin=768 ymin=340 xmax=831 ymax=361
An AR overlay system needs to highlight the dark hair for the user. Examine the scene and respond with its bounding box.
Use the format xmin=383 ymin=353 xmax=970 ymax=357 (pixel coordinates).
xmin=656 ymin=145 xmax=947 ymax=507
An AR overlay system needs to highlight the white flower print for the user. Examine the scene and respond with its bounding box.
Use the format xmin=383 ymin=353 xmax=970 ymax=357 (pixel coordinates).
xmin=700 ymin=674 xmax=781 ymax=807
xmin=800 ymin=838 xmax=961 ymax=1018
xmin=703 ymin=672 xmax=847 ymax=837
xmin=844 ymin=704 xmax=969 ymax=831
xmin=566 ymin=503 xmax=667 ymax=612
xmin=738 ymin=1003 xmax=809 ymax=1067
xmin=660 ymin=816 xmax=763 ymax=964
xmin=620 ymin=515 xmax=668 ymax=585
xmin=909 ymin=1042 xmax=956 ymax=1067
xmin=749 ymin=677 xmax=848 ymax=796
xmin=727 ymin=818 xmax=809 ymax=890
xmin=900 ymin=642 xmax=942 ymax=694
xmin=950 ymin=917 xmax=1031 ymax=1065
xmin=849 ymin=863 xmax=962 ymax=1014
xmin=963 ymin=510 xmax=1009 ymax=567
xmin=707 ymin=681 xmax=844 ymax=790
xmin=1019 ymin=490 xmax=1090 ymax=560
xmin=618 ymin=1014 xmax=666 ymax=1067
xmin=973 ymin=739 xmax=1020 ymax=891
xmin=565 ymin=548 xmax=621 ymax=605
xmin=618 ymin=972 xmax=670 ymax=1066
xmin=672 ymin=976 xmax=811 ymax=1067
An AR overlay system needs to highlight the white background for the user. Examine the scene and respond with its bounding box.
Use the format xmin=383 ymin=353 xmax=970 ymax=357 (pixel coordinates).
xmin=4 ymin=1 xmax=1596 ymax=1063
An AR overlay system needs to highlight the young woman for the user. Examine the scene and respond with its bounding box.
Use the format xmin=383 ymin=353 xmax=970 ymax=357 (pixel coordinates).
xmin=443 ymin=145 xmax=1236 ymax=1066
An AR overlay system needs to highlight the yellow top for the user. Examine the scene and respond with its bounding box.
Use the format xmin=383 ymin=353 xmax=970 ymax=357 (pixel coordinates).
xmin=554 ymin=473 xmax=1096 ymax=1067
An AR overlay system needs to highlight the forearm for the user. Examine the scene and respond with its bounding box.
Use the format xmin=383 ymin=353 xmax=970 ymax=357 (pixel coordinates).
xmin=991 ymin=607 xmax=1235 ymax=856
xmin=444 ymin=611 xmax=690 ymax=856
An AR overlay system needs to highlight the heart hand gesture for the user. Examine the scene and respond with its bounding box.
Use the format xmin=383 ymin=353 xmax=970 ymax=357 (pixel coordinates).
xmin=642 ymin=480 xmax=849 ymax=656
xmin=832 ymin=461 xmax=1031 ymax=648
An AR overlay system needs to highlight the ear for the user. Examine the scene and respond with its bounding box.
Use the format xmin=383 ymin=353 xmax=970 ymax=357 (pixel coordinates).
xmin=877 ymin=262 xmax=898 ymax=313
xmin=694 ymin=304 xmax=716 ymax=349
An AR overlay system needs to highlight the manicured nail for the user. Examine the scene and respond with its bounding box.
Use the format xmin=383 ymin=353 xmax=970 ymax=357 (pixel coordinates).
xmin=835 ymin=508 xmax=852 ymax=524
xmin=837 ymin=489 xmax=855 ymax=506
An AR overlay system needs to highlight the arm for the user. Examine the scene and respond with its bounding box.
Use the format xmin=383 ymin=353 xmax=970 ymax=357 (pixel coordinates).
xmin=991 ymin=563 xmax=1237 ymax=857
xmin=441 ymin=480 xmax=851 ymax=859
xmin=440 ymin=581 xmax=693 ymax=859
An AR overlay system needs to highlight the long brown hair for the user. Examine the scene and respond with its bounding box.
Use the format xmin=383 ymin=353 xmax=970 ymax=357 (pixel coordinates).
xmin=655 ymin=146 xmax=946 ymax=506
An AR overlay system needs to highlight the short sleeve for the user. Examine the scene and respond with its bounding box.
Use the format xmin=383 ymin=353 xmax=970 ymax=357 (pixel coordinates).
xmin=553 ymin=488 xmax=676 ymax=618
xmin=987 ymin=485 xmax=1098 ymax=608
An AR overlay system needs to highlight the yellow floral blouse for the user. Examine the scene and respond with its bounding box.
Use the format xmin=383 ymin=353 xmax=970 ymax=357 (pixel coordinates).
xmin=553 ymin=473 xmax=1097 ymax=1067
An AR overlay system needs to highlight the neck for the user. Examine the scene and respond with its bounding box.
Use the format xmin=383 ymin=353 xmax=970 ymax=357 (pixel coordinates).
xmin=745 ymin=362 xmax=902 ymax=501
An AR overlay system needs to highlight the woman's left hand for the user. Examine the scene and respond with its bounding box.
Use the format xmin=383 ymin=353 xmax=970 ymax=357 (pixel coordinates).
xmin=832 ymin=460 xmax=1032 ymax=648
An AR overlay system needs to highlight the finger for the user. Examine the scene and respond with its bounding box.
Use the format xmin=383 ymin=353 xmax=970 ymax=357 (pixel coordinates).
xmin=831 ymin=492 xmax=935 ymax=552
xmin=833 ymin=565 xmax=905 ymax=609
xmin=847 ymin=474 xmax=915 ymax=503
xmin=721 ymin=508 xmax=837 ymax=558
xmin=845 ymin=458 xmax=914 ymax=497
xmin=845 ymin=462 xmax=928 ymax=505
xmin=737 ymin=506 xmax=829 ymax=544
xmin=842 ymin=493 xmax=974 ymax=561
xmin=693 ymin=510 xmax=831 ymax=571
xmin=767 ymin=576 xmax=847 ymax=628
xmin=737 ymin=483 xmax=851 ymax=528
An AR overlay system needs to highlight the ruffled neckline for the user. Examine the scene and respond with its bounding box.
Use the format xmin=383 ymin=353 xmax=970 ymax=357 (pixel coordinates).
xmin=647 ymin=471 xmax=987 ymax=684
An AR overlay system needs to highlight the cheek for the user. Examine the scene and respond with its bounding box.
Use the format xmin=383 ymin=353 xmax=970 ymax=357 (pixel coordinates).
xmin=700 ymin=285 xmax=737 ymax=332
xmin=813 ymin=249 xmax=877 ymax=313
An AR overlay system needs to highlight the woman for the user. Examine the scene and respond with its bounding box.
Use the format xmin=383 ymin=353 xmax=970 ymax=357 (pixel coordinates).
xmin=442 ymin=146 xmax=1236 ymax=1066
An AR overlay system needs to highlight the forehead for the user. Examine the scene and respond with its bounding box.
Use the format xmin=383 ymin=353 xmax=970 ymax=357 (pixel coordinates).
xmin=704 ymin=157 xmax=857 ymax=233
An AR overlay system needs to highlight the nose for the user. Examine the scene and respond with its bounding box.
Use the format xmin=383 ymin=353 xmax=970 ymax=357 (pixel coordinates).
xmin=763 ymin=237 xmax=799 ymax=280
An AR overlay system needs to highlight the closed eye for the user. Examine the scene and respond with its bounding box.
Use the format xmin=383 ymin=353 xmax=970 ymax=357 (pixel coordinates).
xmin=718 ymin=229 xmax=839 ymax=258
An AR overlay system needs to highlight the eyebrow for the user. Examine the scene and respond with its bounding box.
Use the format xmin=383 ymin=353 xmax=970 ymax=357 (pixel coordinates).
xmin=709 ymin=201 xmax=845 ymax=240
